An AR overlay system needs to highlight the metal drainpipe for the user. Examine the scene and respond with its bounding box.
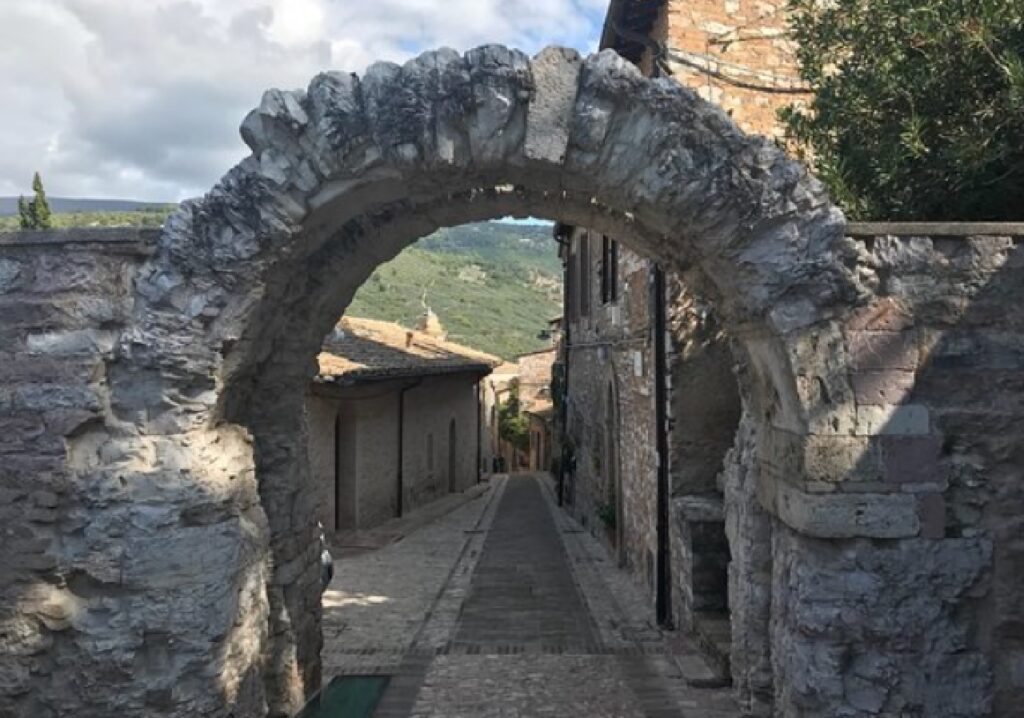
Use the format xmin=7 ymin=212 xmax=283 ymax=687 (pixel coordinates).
xmin=396 ymin=378 xmax=423 ymax=518
xmin=649 ymin=54 xmax=673 ymax=629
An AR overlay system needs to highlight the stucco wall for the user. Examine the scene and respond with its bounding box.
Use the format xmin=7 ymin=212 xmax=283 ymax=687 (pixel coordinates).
xmin=352 ymin=391 xmax=399 ymax=529
xmin=305 ymin=372 xmax=481 ymax=532
xmin=306 ymin=395 xmax=339 ymax=529
xmin=402 ymin=374 xmax=480 ymax=504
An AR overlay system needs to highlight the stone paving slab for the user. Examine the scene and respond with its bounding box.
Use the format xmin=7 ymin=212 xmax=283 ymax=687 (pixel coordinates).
xmin=409 ymin=655 xmax=646 ymax=718
xmin=321 ymin=478 xmax=505 ymax=677
xmin=322 ymin=473 xmax=739 ymax=716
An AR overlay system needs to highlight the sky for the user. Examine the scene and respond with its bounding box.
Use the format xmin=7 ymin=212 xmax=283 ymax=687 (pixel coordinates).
xmin=0 ymin=0 xmax=608 ymax=203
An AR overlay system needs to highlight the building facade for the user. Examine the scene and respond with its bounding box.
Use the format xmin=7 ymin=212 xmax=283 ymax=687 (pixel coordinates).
xmin=517 ymin=347 xmax=557 ymax=472
xmin=602 ymin=0 xmax=807 ymax=139
xmin=557 ymin=0 xmax=805 ymax=707
xmin=306 ymin=316 xmax=498 ymax=532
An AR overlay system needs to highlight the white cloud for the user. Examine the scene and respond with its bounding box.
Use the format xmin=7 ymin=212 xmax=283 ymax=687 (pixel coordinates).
xmin=0 ymin=0 xmax=606 ymax=202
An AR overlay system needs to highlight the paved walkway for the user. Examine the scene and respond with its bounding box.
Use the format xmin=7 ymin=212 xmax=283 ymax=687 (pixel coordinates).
xmin=321 ymin=474 xmax=738 ymax=717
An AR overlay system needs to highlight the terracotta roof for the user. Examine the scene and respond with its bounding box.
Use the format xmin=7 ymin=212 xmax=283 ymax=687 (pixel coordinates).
xmin=315 ymin=317 xmax=501 ymax=385
xmin=525 ymin=398 xmax=555 ymax=419
xmin=515 ymin=346 xmax=557 ymax=359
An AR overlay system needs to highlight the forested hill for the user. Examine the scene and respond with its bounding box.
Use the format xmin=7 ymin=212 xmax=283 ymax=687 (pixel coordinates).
xmin=349 ymin=222 xmax=562 ymax=359
xmin=1 ymin=207 xmax=562 ymax=359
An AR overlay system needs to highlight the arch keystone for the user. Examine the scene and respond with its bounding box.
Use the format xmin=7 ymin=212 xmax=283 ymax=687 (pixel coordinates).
xmin=524 ymin=46 xmax=582 ymax=166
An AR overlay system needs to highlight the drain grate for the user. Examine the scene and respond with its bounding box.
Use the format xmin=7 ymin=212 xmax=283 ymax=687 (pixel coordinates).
xmin=293 ymin=675 xmax=390 ymax=718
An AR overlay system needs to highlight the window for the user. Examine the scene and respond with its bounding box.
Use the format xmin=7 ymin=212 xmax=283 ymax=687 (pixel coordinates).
xmin=579 ymin=231 xmax=591 ymax=317
xmin=601 ymin=235 xmax=618 ymax=303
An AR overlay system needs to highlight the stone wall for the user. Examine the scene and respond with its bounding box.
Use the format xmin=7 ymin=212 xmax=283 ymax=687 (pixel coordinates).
xmin=564 ymin=223 xmax=1024 ymax=716
xmin=563 ymin=227 xmax=660 ymax=588
xmin=0 ymin=229 xmax=271 ymax=716
xmin=783 ymin=226 xmax=1023 ymax=717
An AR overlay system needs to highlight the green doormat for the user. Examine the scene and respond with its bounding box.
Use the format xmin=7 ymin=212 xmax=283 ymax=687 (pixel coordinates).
xmin=294 ymin=675 xmax=390 ymax=718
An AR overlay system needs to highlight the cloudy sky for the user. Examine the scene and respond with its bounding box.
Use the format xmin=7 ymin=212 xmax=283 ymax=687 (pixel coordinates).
xmin=0 ymin=0 xmax=607 ymax=202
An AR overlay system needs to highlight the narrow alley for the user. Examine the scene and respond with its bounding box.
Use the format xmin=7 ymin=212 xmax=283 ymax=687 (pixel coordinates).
xmin=320 ymin=474 xmax=737 ymax=717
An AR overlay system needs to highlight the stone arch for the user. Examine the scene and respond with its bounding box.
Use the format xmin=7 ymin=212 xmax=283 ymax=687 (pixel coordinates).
xmin=103 ymin=44 xmax=875 ymax=716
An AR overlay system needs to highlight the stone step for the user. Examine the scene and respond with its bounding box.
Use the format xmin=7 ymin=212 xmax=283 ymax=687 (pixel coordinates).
xmin=691 ymin=612 xmax=732 ymax=684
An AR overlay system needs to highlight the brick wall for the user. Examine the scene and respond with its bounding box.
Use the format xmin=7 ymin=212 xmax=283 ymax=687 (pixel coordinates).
xmin=644 ymin=0 xmax=807 ymax=139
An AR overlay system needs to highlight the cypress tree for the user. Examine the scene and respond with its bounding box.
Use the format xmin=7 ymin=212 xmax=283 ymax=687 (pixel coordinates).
xmin=17 ymin=195 xmax=31 ymax=229
xmin=29 ymin=172 xmax=52 ymax=229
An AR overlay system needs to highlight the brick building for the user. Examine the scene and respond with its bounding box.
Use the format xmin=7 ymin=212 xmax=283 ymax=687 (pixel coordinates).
xmin=516 ymin=347 xmax=557 ymax=471
xmin=557 ymin=0 xmax=803 ymax=695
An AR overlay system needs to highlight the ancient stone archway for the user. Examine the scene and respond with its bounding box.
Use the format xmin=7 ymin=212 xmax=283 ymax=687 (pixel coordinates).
xmin=121 ymin=44 xmax=868 ymax=716
xmin=11 ymin=44 xmax=987 ymax=718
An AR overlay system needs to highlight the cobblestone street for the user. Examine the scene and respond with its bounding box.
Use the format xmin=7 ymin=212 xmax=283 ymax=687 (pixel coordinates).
xmin=322 ymin=474 xmax=737 ymax=717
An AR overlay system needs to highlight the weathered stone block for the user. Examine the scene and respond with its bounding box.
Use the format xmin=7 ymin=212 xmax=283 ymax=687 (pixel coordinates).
xmin=918 ymin=493 xmax=946 ymax=538
xmin=882 ymin=435 xmax=943 ymax=485
xmin=856 ymin=404 xmax=930 ymax=436
xmin=849 ymin=330 xmax=920 ymax=370
xmin=25 ymin=329 xmax=117 ymax=357
xmin=0 ymin=257 xmax=22 ymax=293
xmin=846 ymin=296 xmax=914 ymax=331
xmin=852 ymin=369 xmax=916 ymax=405
xmin=803 ymin=435 xmax=883 ymax=484
xmin=525 ymin=47 xmax=581 ymax=165
xmin=760 ymin=478 xmax=919 ymax=538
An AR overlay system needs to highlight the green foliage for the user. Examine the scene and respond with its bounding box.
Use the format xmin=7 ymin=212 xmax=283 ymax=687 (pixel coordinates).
xmin=596 ymin=501 xmax=617 ymax=531
xmin=16 ymin=196 xmax=30 ymax=229
xmin=498 ymin=384 xmax=531 ymax=450
xmin=18 ymin=172 xmax=53 ymax=229
xmin=781 ymin=0 xmax=1024 ymax=220
xmin=550 ymin=362 xmax=565 ymax=414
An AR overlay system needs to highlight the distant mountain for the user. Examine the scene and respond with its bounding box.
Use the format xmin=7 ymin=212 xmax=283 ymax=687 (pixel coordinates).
xmin=0 ymin=197 xmax=173 ymax=216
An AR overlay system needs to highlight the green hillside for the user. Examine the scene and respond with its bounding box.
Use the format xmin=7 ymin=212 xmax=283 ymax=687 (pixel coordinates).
xmin=349 ymin=222 xmax=561 ymax=359
xmin=2 ymin=209 xmax=562 ymax=359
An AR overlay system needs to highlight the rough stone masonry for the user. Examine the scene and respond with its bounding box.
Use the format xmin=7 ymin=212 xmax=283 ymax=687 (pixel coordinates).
xmin=0 ymin=44 xmax=1021 ymax=717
